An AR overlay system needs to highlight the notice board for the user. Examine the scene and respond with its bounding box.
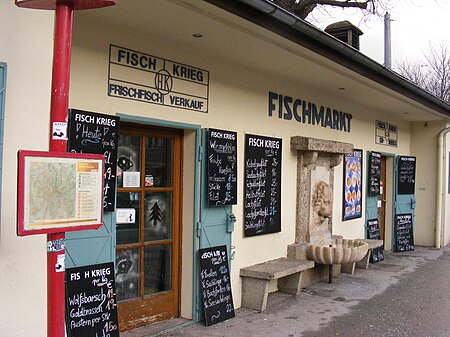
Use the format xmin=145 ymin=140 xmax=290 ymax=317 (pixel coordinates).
xmin=394 ymin=213 xmax=414 ymax=252
xmin=207 ymin=128 xmax=237 ymax=206
xmin=199 ymin=245 xmax=235 ymax=326
xmin=17 ymin=150 xmax=104 ymax=236
xmin=243 ymin=134 xmax=282 ymax=237
xmin=65 ymin=262 xmax=119 ymax=337
xmin=67 ymin=109 xmax=120 ymax=212
xmin=368 ymin=151 xmax=381 ymax=195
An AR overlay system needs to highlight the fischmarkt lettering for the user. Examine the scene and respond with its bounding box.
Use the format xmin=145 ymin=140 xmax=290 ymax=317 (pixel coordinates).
xmin=108 ymin=45 xmax=209 ymax=113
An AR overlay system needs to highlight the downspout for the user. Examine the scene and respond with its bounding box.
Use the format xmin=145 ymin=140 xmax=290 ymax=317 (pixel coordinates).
xmin=435 ymin=127 xmax=450 ymax=248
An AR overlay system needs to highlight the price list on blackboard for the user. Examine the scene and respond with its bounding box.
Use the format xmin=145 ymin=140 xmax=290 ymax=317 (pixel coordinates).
xmin=65 ymin=262 xmax=119 ymax=337
xmin=244 ymin=134 xmax=282 ymax=237
xmin=366 ymin=218 xmax=384 ymax=263
xmin=367 ymin=218 xmax=381 ymax=240
xmin=68 ymin=109 xmax=120 ymax=212
xmin=207 ymin=129 xmax=237 ymax=206
xmin=397 ymin=156 xmax=416 ymax=195
xmin=395 ymin=213 xmax=414 ymax=252
xmin=199 ymin=245 xmax=235 ymax=326
xmin=368 ymin=152 xmax=381 ymax=195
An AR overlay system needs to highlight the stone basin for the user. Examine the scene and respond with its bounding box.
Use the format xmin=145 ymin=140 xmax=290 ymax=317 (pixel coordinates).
xmin=307 ymin=238 xmax=369 ymax=265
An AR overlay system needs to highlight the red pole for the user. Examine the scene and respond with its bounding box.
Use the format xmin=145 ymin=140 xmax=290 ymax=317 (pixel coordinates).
xmin=48 ymin=2 xmax=73 ymax=336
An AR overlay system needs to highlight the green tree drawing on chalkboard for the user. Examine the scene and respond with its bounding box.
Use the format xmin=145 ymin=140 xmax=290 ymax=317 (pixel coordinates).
xmin=149 ymin=201 xmax=162 ymax=226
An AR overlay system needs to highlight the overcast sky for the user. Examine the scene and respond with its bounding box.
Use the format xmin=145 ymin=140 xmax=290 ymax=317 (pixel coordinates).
xmin=307 ymin=0 xmax=450 ymax=70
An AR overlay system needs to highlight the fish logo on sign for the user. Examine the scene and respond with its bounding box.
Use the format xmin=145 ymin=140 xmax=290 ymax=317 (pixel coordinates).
xmin=155 ymin=69 xmax=173 ymax=95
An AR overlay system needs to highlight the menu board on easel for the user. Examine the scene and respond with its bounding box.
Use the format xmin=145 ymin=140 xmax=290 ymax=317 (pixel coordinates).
xmin=207 ymin=128 xmax=237 ymax=206
xmin=67 ymin=109 xmax=120 ymax=212
xmin=243 ymin=134 xmax=282 ymax=237
xmin=368 ymin=151 xmax=381 ymax=195
xmin=367 ymin=218 xmax=381 ymax=240
xmin=65 ymin=262 xmax=119 ymax=337
xmin=366 ymin=218 xmax=384 ymax=263
xmin=397 ymin=156 xmax=416 ymax=195
xmin=394 ymin=213 xmax=414 ymax=252
xmin=199 ymin=245 xmax=235 ymax=326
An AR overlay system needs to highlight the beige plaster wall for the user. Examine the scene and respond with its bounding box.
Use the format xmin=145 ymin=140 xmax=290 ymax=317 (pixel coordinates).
xmin=181 ymin=129 xmax=196 ymax=319
xmin=0 ymin=3 xmax=447 ymax=336
xmin=69 ymin=18 xmax=417 ymax=310
xmin=411 ymin=120 xmax=443 ymax=246
xmin=0 ymin=4 xmax=54 ymax=337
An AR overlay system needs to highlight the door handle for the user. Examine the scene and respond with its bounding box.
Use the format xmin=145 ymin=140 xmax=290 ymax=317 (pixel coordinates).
xmin=411 ymin=198 xmax=416 ymax=209
xmin=227 ymin=212 xmax=236 ymax=233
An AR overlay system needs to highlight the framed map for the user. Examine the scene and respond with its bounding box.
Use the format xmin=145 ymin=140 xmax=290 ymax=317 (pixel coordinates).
xmin=17 ymin=150 xmax=104 ymax=236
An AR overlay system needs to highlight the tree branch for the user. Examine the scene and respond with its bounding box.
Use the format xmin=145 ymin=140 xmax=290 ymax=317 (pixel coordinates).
xmin=273 ymin=0 xmax=370 ymax=19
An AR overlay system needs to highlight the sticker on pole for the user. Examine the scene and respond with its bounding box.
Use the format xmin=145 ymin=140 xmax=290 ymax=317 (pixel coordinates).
xmin=52 ymin=122 xmax=67 ymax=140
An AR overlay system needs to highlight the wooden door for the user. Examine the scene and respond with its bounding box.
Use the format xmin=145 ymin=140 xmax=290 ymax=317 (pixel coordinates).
xmin=115 ymin=123 xmax=182 ymax=331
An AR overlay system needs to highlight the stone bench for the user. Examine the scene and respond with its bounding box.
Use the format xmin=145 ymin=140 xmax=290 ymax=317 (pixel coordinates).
xmin=341 ymin=239 xmax=384 ymax=274
xmin=240 ymin=258 xmax=315 ymax=312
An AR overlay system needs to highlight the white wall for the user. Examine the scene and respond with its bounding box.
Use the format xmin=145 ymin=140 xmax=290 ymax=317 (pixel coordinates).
xmin=0 ymin=4 xmax=54 ymax=337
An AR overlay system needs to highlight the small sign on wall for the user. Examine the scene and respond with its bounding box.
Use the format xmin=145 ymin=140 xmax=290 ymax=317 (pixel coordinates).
xmin=375 ymin=120 xmax=398 ymax=147
xmin=116 ymin=208 xmax=136 ymax=224
xmin=108 ymin=45 xmax=209 ymax=113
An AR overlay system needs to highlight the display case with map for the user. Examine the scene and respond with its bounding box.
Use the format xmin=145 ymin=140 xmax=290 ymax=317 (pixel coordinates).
xmin=17 ymin=150 xmax=104 ymax=236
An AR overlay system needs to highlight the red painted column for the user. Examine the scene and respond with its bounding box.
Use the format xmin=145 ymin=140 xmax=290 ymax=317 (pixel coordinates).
xmin=47 ymin=2 xmax=73 ymax=336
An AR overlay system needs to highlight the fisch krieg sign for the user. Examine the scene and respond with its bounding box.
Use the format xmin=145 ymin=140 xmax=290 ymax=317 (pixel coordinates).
xmin=108 ymin=45 xmax=209 ymax=113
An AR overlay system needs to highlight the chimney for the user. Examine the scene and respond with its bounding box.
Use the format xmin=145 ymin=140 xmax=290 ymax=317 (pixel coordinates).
xmin=384 ymin=12 xmax=392 ymax=68
xmin=325 ymin=21 xmax=363 ymax=50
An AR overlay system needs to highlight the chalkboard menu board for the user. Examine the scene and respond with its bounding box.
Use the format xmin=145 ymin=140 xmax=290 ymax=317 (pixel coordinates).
xmin=366 ymin=218 xmax=384 ymax=263
xmin=394 ymin=213 xmax=414 ymax=252
xmin=367 ymin=218 xmax=381 ymax=240
xmin=243 ymin=134 xmax=282 ymax=237
xmin=368 ymin=152 xmax=381 ymax=195
xmin=199 ymin=245 xmax=235 ymax=326
xmin=68 ymin=109 xmax=120 ymax=212
xmin=65 ymin=262 xmax=119 ymax=337
xmin=397 ymin=156 xmax=416 ymax=195
xmin=207 ymin=128 xmax=237 ymax=206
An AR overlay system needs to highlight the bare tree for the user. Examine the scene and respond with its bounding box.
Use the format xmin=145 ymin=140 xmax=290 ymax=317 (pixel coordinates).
xmin=397 ymin=43 xmax=450 ymax=103
xmin=272 ymin=0 xmax=392 ymax=20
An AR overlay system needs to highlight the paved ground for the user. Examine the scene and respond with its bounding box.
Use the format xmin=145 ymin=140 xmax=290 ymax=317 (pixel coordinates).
xmin=124 ymin=246 xmax=448 ymax=337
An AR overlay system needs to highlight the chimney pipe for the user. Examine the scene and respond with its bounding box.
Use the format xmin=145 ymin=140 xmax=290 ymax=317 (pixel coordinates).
xmin=384 ymin=12 xmax=392 ymax=68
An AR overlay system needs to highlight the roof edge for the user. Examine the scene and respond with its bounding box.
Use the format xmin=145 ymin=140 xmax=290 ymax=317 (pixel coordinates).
xmin=204 ymin=0 xmax=450 ymax=118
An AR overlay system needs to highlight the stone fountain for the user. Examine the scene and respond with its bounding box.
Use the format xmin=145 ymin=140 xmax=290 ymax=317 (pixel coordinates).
xmin=287 ymin=136 xmax=368 ymax=284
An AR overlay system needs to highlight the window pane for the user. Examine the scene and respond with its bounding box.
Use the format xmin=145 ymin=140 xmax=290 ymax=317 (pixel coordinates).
xmin=144 ymin=245 xmax=171 ymax=296
xmin=145 ymin=137 xmax=173 ymax=187
xmin=115 ymin=248 xmax=140 ymax=301
xmin=117 ymin=135 xmax=141 ymax=188
xmin=144 ymin=192 xmax=172 ymax=242
xmin=116 ymin=192 xmax=140 ymax=245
